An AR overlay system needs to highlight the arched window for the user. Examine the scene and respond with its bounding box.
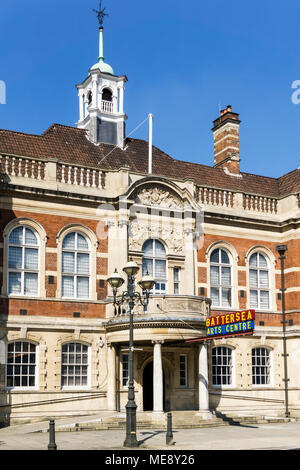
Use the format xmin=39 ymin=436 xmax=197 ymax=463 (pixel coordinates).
xmin=249 ymin=252 xmax=270 ymax=309
xmin=102 ymin=88 xmax=112 ymax=102
xmin=6 ymin=341 xmax=37 ymax=388
xmin=142 ymin=239 xmax=167 ymax=294
xmin=8 ymin=226 xmax=39 ymax=296
xmin=210 ymin=248 xmax=232 ymax=307
xmin=252 ymin=347 xmax=271 ymax=385
xmin=61 ymin=342 xmax=89 ymax=388
xmin=62 ymin=232 xmax=90 ymax=299
xmin=212 ymin=346 xmax=233 ymax=386
xmin=101 ymin=88 xmax=113 ymax=113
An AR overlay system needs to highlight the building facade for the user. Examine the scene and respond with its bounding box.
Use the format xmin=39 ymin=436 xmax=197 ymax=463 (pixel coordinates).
xmin=0 ymin=23 xmax=300 ymax=425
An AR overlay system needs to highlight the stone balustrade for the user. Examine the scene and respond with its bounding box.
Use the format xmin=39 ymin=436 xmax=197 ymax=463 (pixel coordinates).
xmin=57 ymin=164 xmax=104 ymax=188
xmin=0 ymin=154 xmax=105 ymax=189
xmin=197 ymin=185 xmax=279 ymax=215
xmin=0 ymin=155 xmax=45 ymax=180
xmin=243 ymin=194 xmax=277 ymax=214
xmin=198 ymin=187 xmax=234 ymax=208
xmin=106 ymin=294 xmax=210 ymax=321
xmin=0 ymin=154 xmax=295 ymax=215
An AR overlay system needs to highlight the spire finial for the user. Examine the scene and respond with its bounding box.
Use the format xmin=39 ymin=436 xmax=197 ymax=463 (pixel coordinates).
xmin=93 ymin=0 xmax=108 ymax=27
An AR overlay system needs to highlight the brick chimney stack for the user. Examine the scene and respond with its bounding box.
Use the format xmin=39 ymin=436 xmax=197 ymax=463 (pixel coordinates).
xmin=212 ymin=105 xmax=241 ymax=175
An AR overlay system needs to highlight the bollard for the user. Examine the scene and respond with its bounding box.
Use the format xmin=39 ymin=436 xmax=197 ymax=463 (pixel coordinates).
xmin=166 ymin=412 xmax=173 ymax=445
xmin=48 ymin=419 xmax=57 ymax=450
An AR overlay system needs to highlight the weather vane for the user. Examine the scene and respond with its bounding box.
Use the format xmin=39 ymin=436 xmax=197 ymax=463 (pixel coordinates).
xmin=93 ymin=0 xmax=108 ymax=27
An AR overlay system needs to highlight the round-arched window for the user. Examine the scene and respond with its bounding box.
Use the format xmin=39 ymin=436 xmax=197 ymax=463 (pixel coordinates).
xmin=210 ymin=248 xmax=232 ymax=307
xmin=62 ymin=232 xmax=90 ymax=299
xmin=8 ymin=226 xmax=39 ymax=296
xmin=102 ymin=88 xmax=112 ymax=102
xmin=249 ymin=252 xmax=270 ymax=309
xmin=142 ymin=239 xmax=167 ymax=294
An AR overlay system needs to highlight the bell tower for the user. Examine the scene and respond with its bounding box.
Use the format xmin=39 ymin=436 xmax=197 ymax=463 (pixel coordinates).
xmin=76 ymin=2 xmax=127 ymax=147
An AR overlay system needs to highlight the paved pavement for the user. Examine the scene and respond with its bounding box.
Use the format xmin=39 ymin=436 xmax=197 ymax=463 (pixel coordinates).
xmin=0 ymin=415 xmax=300 ymax=451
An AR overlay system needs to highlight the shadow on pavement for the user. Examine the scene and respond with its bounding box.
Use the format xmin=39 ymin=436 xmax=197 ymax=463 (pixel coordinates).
xmin=215 ymin=411 xmax=258 ymax=428
xmin=138 ymin=430 xmax=178 ymax=446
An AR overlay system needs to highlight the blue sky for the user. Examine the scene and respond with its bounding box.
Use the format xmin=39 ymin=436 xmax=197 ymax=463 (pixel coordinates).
xmin=0 ymin=0 xmax=299 ymax=178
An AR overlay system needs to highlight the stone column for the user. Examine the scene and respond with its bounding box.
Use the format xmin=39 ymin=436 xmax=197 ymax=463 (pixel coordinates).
xmin=197 ymin=343 xmax=212 ymax=419
xmin=119 ymin=85 xmax=124 ymax=114
xmin=107 ymin=344 xmax=117 ymax=411
xmin=92 ymin=76 xmax=98 ymax=110
xmin=152 ymin=340 xmax=164 ymax=413
xmin=79 ymin=90 xmax=84 ymax=122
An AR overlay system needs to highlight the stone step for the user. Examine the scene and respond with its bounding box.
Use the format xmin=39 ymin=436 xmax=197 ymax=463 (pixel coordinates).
xmin=54 ymin=413 xmax=295 ymax=433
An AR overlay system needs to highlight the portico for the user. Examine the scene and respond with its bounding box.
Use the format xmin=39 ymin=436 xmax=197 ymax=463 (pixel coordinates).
xmin=105 ymin=294 xmax=212 ymax=415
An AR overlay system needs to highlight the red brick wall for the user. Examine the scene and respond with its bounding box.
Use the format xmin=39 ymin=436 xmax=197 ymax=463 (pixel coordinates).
xmin=198 ymin=233 xmax=300 ymax=325
xmin=0 ymin=209 xmax=108 ymax=319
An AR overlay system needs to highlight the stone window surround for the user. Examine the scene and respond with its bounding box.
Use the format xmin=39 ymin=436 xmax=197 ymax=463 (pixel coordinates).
xmin=2 ymin=218 xmax=47 ymax=298
xmin=56 ymin=224 xmax=98 ymax=301
xmin=5 ymin=340 xmax=39 ymax=391
xmin=210 ymin=344 xmax=236 ymax=389
xmin=206 ymin=241 xmax=239 ymax=310
xmin=130 ymin=241 xmax=185 ymax=297
xmin=205 ymin=242 xmax=277 ymax=312
xmin=179 ymin=353 xmax=188 ymax=388
xmin=251 ymin=346 xmax=274 ymax=388
xmin=244 ymin=246 xmax=277 ymax=313
xmin=61 ymin=341 xmax=92 ymax=390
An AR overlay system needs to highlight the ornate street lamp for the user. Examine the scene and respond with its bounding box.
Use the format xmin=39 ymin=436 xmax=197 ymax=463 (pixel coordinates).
xmin=107 ymin=260 xmax=155 ymax=447
xmin=276 ymin=244 xmax=289 ymax=418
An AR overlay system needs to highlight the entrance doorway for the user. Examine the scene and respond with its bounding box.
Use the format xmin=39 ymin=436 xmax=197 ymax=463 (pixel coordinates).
xmin=142 ymin=361 xmax=165 ymax=411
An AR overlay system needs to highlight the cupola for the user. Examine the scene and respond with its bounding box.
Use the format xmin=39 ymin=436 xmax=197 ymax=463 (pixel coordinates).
xmin=76 ymin=2 xmax=127 ymax=148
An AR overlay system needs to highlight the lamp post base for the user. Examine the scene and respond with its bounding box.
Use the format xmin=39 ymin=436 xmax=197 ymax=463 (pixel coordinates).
xmin=123 ymin=401 xmax=139 ymax=448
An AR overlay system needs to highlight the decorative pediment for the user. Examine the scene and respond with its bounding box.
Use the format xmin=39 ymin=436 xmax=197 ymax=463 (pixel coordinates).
xmin=134 ymin=184 xmax=183 ymax=210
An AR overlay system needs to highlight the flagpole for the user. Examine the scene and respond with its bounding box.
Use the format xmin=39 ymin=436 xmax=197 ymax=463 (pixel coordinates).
xmin=148 ymin=113 xmax=153 ymax=174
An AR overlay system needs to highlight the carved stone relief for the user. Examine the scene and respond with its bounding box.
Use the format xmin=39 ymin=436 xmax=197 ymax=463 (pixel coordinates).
xmin=129 ymin=220 xmax=184 ymax=255
xmin=135 ymin=185 xmax=183 ymax=210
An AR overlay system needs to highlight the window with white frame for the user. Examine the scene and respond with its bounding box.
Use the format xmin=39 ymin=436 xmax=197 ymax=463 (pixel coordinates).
xmin=249 ymin=252 xmax=270 ymax=310
xmin=179 ymin=354 xmax=187 ymax=387
xmin=142 ymin=239 xmax=167 ymax=294
xmin=8 ymin=226 xmax=39 ymax=296
xmin=62 ymin=232 xmax=90 ymax=299
xmin=212 ymin=346 xmax=233 ymax=386
xmin=122 ymin=354 xmax=129 ymax=388
xmin=173 ymin=267 xmax=180 ymax=295
xmin=6 ymin=341 xmax=37 ymax=388
xmin=61 ymin=343 xmax=89 ymax=387
xmin=210 ymin=248 xmax=232 ymax=308
xmin=252 ymin=347 xmax=271 ymax=385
